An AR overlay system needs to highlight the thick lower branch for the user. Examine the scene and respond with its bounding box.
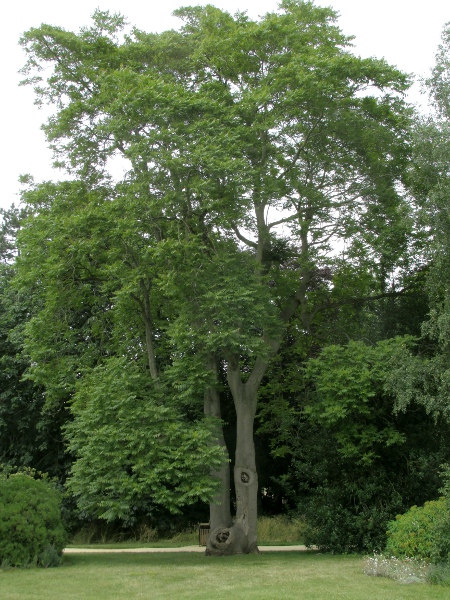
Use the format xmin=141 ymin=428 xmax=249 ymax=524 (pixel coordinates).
xmin=130 ymin=284 xmax=158 ymax=379
xmin=142 ymin=286 xmax=158 ymax=380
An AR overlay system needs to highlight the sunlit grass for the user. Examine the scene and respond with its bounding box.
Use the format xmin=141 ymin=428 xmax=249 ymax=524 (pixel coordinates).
xmin=2 ymin=552 xmax=449 ymax=600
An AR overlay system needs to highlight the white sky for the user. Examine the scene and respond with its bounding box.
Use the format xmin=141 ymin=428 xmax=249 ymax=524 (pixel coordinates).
xmin=1 ymin=0 xmax=449 ymax=210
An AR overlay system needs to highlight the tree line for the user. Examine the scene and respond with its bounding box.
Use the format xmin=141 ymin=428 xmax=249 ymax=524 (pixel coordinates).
xmin=2 ymin=0 xmax=450 ymax=554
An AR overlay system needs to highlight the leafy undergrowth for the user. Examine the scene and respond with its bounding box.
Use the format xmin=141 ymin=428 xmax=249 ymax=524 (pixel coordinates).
xmin=2 ymin=553 xmax=449 ymax=600
xmin=69 ymin=515 xmax=305 ymax=548
xmin=257 ymin=515 xmax=305 ymax=544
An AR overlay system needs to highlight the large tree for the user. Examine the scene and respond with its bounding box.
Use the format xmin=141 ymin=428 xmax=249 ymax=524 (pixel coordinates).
xmin=18 ymin=1 xmax=412 ymax=554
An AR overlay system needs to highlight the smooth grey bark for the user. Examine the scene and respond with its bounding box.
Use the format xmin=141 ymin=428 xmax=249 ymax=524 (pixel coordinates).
xmin=230 ymin=386 xmax=259 ymax=554
xmin=204 ymin=379 xmax=232 ymax=535
xmin=206 ymin=356 xmax=269 ymax=555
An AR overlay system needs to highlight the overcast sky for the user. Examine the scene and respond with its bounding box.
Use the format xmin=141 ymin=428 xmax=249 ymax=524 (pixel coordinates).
xmin=2 ymin=0 xmax=449 ymax=210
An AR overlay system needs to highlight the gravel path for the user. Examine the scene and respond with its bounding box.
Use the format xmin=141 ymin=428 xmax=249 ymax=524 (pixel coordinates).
xmin=64 ymin=545 xmax=310 ymax=554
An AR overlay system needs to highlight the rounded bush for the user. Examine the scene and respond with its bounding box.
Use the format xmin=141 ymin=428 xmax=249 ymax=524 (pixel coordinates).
xmin=386 ymin=498 xmax=450 ymax=563
xmin=0 ymin=473 xmax=68 ymax=567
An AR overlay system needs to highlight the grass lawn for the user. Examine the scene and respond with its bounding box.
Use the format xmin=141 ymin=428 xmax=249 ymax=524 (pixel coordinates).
xmin=1 ymin=551 xmax=449 ymax=600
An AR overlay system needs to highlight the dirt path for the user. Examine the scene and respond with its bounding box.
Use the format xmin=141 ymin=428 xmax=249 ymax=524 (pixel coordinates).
xmin=64 ymin=545 xmax=311 ymax=554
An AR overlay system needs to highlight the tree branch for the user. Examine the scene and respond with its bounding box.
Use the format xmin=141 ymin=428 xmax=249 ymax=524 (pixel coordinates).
xmin=231 ymin=225 xmax=257 ymax=249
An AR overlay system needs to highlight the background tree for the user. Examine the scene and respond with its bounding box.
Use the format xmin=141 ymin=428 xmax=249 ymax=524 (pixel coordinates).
xmin=259 ymin=338 xmax=450 ymax=552
xmin=0 ymin=206 xmax=69 ymax=480
xmin=18 ymin=1 xmax=413 ymax=554
xmin=386 ymin=22 xmax=450 ymax=424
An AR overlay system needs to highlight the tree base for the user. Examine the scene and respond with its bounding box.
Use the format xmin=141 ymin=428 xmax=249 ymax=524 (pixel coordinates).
xmin=205 ymin=523 xmax=260 ymax=556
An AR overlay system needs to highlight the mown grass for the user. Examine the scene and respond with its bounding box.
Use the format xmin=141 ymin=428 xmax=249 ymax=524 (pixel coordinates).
xmin=2 ymin=552 xmax=449 ymax=600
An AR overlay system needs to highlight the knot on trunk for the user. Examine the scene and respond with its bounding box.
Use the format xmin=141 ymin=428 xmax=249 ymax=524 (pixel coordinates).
xmin=240 ymin=471 xmax=250 ymax=483
xmin=235 ymin=465 xmax=256 ymax=486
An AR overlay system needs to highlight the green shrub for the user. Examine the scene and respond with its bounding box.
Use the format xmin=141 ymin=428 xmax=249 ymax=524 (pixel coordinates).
xmin=386 ymin=498 xmax=450 ymax=563
xmin=426 ymin=563 xmax=450 ymax=586
xmin=0 ymin=472 xmax=68 ymax=567
xmin=299 ymin=477 xmax=402 ymax=553
xmin=280 ymin=339 xmax=448 ymax=554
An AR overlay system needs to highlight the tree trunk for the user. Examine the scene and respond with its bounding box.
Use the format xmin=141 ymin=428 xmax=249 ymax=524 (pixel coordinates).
xmin=206 ymin=361 xmax=260 ymax=555
xmin=232 ymin=392 xmax=259 ymax=553
xmin=203 ymin=358 xmax=232 ymax=549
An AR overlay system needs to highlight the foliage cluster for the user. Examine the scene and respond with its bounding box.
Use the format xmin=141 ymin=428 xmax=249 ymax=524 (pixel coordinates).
xmin=260 ymin=338 xmax=450 ymax=552
xmin=0 ymin=471 xmax=67 ymax=567
xmin=65 ymin=357 xmax=225 ymax=523
xmin=386 ymin=498 xmax=450 ymax=564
